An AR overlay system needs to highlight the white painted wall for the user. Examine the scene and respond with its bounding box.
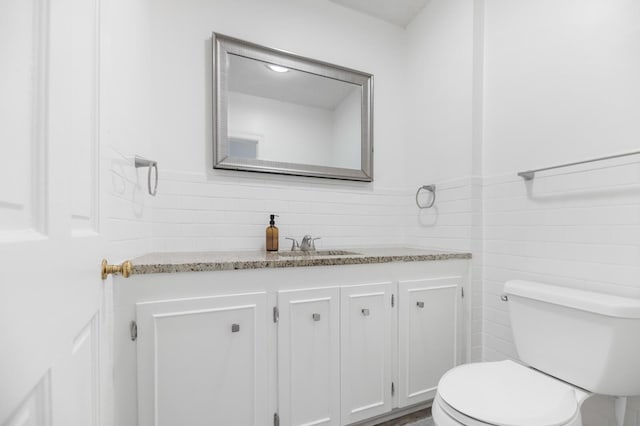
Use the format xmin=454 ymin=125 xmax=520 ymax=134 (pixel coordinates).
xmin=481 ymin=0 xmax=640 ymax=359
xmin=481 ymin=1 xmax=640 ymax=422
xmin=146 ymin=0 xmax=408 ymax=184
xmin=483 ymin=0 xmax=640 ymax=177
xmin=228 ymin=92 xmax=334 ymax=166
xmin=404 ymin=0 xmax=475 ymax=187
xmin=403 ymin=0 xmax=479 ymax=253
xmin=403 ymin=0 xmax=484 ymax=362
xmin=101 ymin=0 xmax=155 ymax=259
xmin=142 ymin=0 xmax=410 ymax=251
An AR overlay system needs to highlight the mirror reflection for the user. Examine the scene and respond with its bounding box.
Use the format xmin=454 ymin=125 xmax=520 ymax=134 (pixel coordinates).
xmin=227 ymin=54 xmax=362 ymax=170
xmin=213 ymin=33 xmax=373 ymax=181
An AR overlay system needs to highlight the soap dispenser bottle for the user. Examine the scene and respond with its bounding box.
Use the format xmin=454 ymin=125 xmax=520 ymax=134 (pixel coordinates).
xmin=266 ymin=214 xmax=279 ymax=252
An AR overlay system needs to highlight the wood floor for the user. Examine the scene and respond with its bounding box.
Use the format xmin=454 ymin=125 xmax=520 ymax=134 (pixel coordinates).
xmin=376 ymin=408 xmax=432 ymax=426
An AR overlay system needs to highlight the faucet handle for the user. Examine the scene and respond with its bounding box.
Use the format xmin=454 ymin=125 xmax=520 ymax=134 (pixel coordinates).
xmin=284 ymin=237 xmax=300 ymax=251
xmin=311 ymin=237 xmax=321 ymax=250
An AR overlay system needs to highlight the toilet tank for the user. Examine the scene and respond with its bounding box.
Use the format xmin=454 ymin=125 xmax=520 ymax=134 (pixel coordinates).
xmin=504 ymin=280 xmax=640 ymax=396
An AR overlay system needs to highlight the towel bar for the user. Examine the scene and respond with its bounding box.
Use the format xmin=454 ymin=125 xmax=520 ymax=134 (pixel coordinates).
xmin=518 ymin=150 xmax=640 ymax=180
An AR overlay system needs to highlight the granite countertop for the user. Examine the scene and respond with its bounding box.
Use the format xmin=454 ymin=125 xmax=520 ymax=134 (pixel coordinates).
xmin=130 ymin=247 xmax=472 ymax=275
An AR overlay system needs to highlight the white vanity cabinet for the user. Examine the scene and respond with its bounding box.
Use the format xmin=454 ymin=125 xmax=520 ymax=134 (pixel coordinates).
xmin=135 ymin=292 xmax=269 ymax=426
xmin=398 ymin=277 xmax=461 ymax=407
xmin=113 ymin=257 xmax=470 ymax=426
xmin=277 ymin=287 xmax=341 ymax=426
xmin=340 ymin=282 xmax=394 ymax=424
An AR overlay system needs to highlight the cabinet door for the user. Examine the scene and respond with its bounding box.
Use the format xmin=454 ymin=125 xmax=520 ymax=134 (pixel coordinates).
xmin=136 ymin=292 xmax=268 ymax=426
xmin=278 ymin=287 xmax=340 ymax=426
xmin=340 ymin=282 xmax=394 ymax=425
xmin=398 ymin=277 xmax=461 ymax=407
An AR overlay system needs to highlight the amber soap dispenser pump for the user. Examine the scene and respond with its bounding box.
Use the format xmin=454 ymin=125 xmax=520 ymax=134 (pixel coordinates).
xmin=266 ymin=214 xmax=279 ymax=252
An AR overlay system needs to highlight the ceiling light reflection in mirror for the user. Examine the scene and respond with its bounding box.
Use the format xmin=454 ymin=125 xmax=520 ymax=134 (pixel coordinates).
xmin=227 ymin=53 xmax=362 ymax=170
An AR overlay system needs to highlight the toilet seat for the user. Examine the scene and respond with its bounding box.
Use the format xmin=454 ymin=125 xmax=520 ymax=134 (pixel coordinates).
xmin=436 ymin=360 xmax=585 ymax=426
xmin=433 ymin=394 xmax=501 ymax=426
xmin=432 ymin=394 xmax=582 ymax=426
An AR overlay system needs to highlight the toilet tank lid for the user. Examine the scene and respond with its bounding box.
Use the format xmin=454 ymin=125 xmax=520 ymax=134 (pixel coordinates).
xmin=505 ymin=280 xmax=640 ymax=319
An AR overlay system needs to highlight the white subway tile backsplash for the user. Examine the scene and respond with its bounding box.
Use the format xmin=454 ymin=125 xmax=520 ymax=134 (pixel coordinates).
xmin=483 ymin=333 xmax=518 ymax=360
xmin=482 ymin=161 xmax=640 ymax=371
xmin=484 ymin=224 xmax=640 ymax=246
xmin=485 ymin=240 xmax=639 ymax=266
xmin=483 ymin=306 xmax=509 ymax=326
xmin=144 ymin=170 xmax=412 ymax=252
xmin=106 ymin=146 xmax=154 ymax=258
xmin=485 ymin=253 xmax=640 ymax=289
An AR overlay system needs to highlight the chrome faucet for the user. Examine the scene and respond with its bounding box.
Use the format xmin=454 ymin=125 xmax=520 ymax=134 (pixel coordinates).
xmin=285 ymin=235 xmax=321 ymax=252
xmin=300 ymin=235 xmax=321 ymax=252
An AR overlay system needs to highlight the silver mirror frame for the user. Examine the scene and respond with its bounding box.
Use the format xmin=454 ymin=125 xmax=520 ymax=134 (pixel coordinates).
xmin=212 ymin=33 xmax=374 ymax=182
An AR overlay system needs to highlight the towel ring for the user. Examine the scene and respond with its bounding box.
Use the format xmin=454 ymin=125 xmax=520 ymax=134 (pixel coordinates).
xmin=135 ymin=156 xmax=158 ymax=196
xmin=415 ymin=184 xmax=436 ymax=209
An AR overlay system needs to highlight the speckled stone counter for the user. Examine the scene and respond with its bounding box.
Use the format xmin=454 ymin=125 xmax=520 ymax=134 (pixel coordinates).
xmin=130 ymin=247 xmax=472 ymax=275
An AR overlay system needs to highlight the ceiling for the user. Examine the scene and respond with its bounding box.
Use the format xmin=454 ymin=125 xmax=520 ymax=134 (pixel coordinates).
xmin=328 ymin=0 xmax=430 ymax=28
xmin=228 ymin=54 xmax=358 ymax=110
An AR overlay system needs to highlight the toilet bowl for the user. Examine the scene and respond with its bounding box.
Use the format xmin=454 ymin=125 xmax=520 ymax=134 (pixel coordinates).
xmin=432 ymin=360 xmax=589 ymax=426
xmin=432 ymin=280 xmax=640 ymax=426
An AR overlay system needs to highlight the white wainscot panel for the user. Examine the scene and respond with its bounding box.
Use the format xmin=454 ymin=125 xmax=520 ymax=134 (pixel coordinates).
xmin=3 ymin=372 xmax=51 ymax=426
xmin=69 ymin=0 xmax=98 ymax=233
xmin=69 ymin=314 xmax=100 ymax=426
xmin=0 ymin=0 xmax=47 ymax=238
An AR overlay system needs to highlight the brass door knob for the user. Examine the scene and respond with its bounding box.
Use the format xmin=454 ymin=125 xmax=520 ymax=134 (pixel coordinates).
xmin=101 ymin=259 xmax=133 ymax=280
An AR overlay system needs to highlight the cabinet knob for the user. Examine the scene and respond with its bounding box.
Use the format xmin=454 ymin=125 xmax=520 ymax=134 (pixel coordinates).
xmin=231 ymin=324 xmax=240 ymax=332
xmin=416 ymin=301 xmax=425 ymax=308
xmin=312 ymin=313 xmax=321 ymax=321
xmin=361 ymin=308 xmax=370 ymax=316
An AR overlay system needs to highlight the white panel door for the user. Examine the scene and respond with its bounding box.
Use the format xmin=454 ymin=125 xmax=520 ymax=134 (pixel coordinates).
xmin=136 ymin=292 xmax=269 ymax=426
xmin=340 ymin=282 xmax=394 ymax=425
xmin=0 ymin=0 xmax=105 ymax=425
xmin=398 ymin=277 xmax=461 ymax=407
xmin=278 ymin=287 xmax=340 ymax=426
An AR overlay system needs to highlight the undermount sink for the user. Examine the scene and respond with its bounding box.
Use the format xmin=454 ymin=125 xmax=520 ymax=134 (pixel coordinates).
xmin=277 ymin=250 xmax=361 ymax=257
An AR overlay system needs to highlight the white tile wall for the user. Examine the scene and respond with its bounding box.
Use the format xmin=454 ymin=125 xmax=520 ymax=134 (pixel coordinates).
xmin=409 ymin=177 xmax=474 ymax=252
xmin=470 ymin=177 xmax=484 ymax=363
xmin=483 ymin=159 xmax=640 ymax=358
xmin=149 ymin=170 xmax=412 ymax=252
xmin=481 ymin=159 xmax=640 ymax=424
xmin=104 ymin=146 xmax=153 ymax=259
xmin=407 ymin=176 xmax=483 ymax=362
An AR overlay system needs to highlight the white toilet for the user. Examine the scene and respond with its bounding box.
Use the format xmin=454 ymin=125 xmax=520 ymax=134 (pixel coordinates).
xmin=432 ymin=280 xmax=640 ymax=426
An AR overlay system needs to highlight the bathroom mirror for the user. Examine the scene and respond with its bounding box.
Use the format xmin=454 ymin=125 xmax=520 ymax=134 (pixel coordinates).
xmin=213 ymin=33 xmax=373 ymax=181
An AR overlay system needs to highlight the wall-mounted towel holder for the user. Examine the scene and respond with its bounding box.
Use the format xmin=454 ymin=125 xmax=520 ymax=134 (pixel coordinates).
xmin=135 ymin=155 xmax=158 ymax=196
xmin=517 ymin=149 xmax=640 ymax=180
xmin=416 ymin=184 xmax=436 ymax=209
